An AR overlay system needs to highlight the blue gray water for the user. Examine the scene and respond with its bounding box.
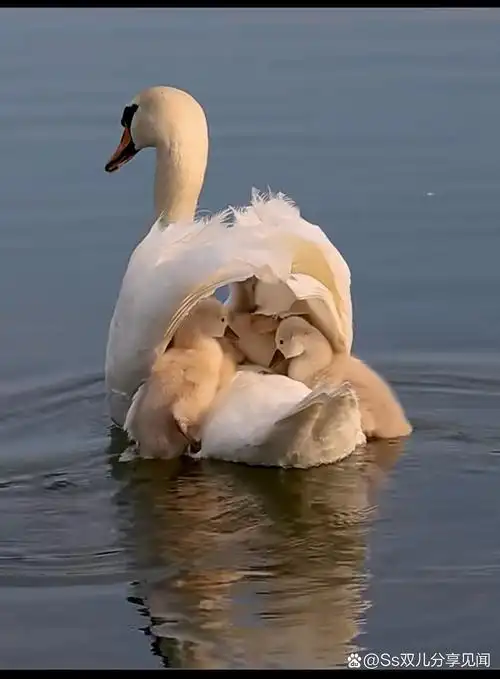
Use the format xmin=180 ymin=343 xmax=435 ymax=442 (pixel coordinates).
xmin=0 ymin=8 xmax=498 ymax=669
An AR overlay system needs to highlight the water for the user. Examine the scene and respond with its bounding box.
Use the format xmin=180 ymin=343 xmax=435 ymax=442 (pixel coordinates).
xmin=0 ymin=8 xmax=499 ymax=669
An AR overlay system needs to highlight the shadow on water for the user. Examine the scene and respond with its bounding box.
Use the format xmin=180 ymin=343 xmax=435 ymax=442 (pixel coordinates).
xmin=107 ymin=426 xmax=407 ymax=669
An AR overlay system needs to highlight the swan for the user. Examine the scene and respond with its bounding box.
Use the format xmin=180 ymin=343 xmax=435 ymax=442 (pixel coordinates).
xmin=124 ymin=297 xmax=235 ymax=458
xmin=104 ymin=85 xmax=364 ymax=467
xmin=273 ymin=316 xmax=413 ymax=440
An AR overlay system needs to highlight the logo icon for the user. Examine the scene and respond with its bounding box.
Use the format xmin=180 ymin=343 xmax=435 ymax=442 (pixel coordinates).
xmin=347 ymin=652 xmax=362 ymax=668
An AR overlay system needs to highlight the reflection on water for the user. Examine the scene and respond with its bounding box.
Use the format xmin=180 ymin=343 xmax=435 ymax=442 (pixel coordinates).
xmin=108 ymin=428 xmax=406 ymax=668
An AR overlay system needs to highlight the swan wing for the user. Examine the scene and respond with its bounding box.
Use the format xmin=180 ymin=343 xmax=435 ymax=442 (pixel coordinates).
xmin=105 ymin=211 xmax=297 ymax=425
xmin=284 ymin=273 xmax=348 ymax=355
xmin=250 ymin=382 xmax=365 ymax=468
xmin=197 ymin=376 xmax=364 ymax=469
xmin=232 ymin=190 xmax=353 ymax=353
xmin=123 ymin=381 xmax=146 ymax=441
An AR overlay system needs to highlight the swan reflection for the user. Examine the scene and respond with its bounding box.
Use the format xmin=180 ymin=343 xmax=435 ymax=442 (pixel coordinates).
xmin=109 ymin=430 xmax=405 ymax=668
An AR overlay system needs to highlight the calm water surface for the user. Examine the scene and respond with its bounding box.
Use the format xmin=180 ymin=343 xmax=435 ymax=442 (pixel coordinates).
xmin=0 ymin=8 xmax=499 ymax=669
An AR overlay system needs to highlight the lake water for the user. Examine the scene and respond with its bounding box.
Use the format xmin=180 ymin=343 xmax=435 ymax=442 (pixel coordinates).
xmin=0 ymin=8 xmax=499 ymax=669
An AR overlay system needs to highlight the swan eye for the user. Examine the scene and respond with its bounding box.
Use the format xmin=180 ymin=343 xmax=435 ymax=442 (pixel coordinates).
xmin=279 ymin=339 xmax=284 ymax=345
xmin=221 ymin=317 xmax=226 ymax=323
xmin=121 ymin=103 xmax=139 ymax=129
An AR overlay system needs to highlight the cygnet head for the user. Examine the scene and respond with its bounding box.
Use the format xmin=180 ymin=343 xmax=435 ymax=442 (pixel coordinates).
xmin=181 ymin=297 xmax=229 ymax=339
xmin=273 ymin=316 xmax=323 ymax=359
xmin=105 ymin=85 xmax=208 ymax=173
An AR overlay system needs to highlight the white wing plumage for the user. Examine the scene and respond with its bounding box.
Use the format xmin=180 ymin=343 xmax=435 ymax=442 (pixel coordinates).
xmin=196 ymin=376 xmax=365 ymax=468
xmin=105 ymin=208 xmax=294 ymax=425
xmin=123 ymin=382 xmax=146 ymax=441
xmin=231 ymin=189 xmax=353 ymax=353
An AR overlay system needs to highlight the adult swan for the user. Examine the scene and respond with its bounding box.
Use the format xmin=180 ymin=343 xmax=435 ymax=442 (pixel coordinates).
xmin=103 ymin=85 xmax=365 ymax=467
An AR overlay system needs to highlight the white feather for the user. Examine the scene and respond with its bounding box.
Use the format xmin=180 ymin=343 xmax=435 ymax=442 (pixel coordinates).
xmin=105 ymin=206 xmax=295 ymax=424
xmin=123 ymin=382 xmax=146 ymax=441
xmin=231 ymin=190 xmax=353 ymax=353
xmin=196 ymin=375 xmax=365 ymax=468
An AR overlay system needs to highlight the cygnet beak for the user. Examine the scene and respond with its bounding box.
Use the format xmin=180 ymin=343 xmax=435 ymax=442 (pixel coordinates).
xmin=105 ymin=127 xmax=138 ymax=173
xmin=269 ymin=348 xmax=284 ymax=370
xmin=224 ymin=326 xmax=239 ymax=341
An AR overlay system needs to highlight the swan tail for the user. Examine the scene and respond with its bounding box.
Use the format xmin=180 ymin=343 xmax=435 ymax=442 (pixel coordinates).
xmin=261 ymin=382 xmax=365 ymax=468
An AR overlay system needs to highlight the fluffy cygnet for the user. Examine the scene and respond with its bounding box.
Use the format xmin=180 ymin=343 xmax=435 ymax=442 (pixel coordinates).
xmin=125 ymin=297 xmax=235 ymax=457
xmin=227 ymin=311 xmax=288 ymax=373
xmin=273 ymin=316 xmax=412 ymax=440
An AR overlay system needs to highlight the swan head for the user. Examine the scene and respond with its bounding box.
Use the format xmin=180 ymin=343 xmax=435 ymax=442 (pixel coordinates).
xmin=179 ymin=297 xmax=228 ymax=339
xmin=105 ymin=85 xmax=208 ymax=174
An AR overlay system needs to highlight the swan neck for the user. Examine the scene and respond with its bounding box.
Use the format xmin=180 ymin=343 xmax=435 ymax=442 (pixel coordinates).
xmin=153 ymin=140 xmax=207 ymax=223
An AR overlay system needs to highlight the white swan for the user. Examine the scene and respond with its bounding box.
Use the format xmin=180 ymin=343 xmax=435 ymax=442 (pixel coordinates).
xmin=104 ymin=85 xmax=363 ymax=467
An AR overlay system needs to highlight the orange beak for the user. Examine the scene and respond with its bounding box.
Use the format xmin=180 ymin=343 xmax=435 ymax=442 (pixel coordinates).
xmin=105 ymin=127 xmax=138 ymax=173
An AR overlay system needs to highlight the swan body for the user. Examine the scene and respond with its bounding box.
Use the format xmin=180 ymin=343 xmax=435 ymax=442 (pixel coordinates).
xmin=104 ymin=85 xmax=370 ymax=466
xmin=275 ymin=316 xmax=412 ymax=440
